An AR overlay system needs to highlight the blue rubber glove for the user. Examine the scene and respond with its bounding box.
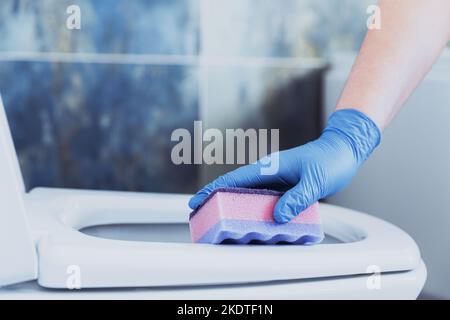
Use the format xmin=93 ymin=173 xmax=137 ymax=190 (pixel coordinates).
xmin=189 ymin=109 xmax=381 ymax=223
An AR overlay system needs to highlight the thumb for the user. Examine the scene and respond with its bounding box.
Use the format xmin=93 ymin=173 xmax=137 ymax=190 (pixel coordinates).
xmin=273 ymin=178 xmax=319 ymax=223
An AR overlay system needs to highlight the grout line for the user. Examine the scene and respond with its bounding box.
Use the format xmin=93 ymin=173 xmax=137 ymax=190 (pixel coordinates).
xmin=0 ymin=51 xmax=326 ymax=69
xmin=0 ymin=51 xmax=198 ymax=65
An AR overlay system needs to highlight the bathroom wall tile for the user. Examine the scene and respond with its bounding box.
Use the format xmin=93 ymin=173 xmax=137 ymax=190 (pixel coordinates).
xmin=0 ymin=0 xmax=199 ymax=55
xmin=0 ymin=61 xmax=199 ymax=193
xmin=0 ymin=0 xmax=375 ymax=192
xmin=200 ymin=0 xmax=373 ymax=58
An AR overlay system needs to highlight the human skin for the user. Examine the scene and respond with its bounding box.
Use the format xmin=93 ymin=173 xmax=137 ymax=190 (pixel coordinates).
xmin=336 ymin=0 xmax=450 ymax=130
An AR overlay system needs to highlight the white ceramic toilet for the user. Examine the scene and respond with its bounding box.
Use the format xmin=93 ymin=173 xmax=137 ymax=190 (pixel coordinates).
xmin=0 ymin=96 xmax=426 ymax=299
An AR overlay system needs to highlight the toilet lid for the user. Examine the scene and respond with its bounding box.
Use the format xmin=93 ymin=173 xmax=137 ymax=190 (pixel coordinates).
xmin=0 ymin=96 xmax=38 ymax=287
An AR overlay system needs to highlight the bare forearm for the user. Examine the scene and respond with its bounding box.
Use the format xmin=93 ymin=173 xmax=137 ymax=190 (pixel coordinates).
xmin=336 ymin=0 xmax=450 ymax=130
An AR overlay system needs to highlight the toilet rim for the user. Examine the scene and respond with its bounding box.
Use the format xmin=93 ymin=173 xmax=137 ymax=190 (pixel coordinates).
xmin=24 ymin=187 xmax=423 ymax=289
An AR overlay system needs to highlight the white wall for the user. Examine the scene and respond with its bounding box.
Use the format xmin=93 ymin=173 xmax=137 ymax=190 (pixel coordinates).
xmin=324 ymin=52 xmax=450 ymax=299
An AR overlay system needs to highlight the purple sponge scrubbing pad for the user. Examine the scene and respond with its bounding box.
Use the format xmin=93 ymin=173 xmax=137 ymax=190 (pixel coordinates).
xmin=189 ymin=187 xmax=324 ymax=245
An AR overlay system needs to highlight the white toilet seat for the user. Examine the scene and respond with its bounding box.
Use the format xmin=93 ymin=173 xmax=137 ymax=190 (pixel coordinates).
xmin=23 ymin=188 xmax=423 ymax=290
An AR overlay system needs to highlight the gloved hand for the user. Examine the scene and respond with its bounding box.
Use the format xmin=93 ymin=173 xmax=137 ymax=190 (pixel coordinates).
xmin=189 ymin=109 xmax=381 ymax=223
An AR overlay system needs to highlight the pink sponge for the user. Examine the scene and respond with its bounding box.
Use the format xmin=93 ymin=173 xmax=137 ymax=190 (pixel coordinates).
xmin=189 ymin=188 xmax=324 ymax=245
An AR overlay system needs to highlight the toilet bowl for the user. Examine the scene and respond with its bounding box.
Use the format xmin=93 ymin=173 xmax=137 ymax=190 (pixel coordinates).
xmin=0 ymin=96 xmax=426 ymax=299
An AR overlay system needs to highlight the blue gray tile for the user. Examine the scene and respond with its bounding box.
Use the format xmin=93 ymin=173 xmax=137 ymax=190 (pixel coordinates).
xmin=0 ymin=61 xmax=199 ymax=192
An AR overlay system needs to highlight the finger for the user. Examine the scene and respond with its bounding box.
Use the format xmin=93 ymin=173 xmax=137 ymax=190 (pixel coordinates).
xmin=273 ymin=177 xmax=320 ymax=223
